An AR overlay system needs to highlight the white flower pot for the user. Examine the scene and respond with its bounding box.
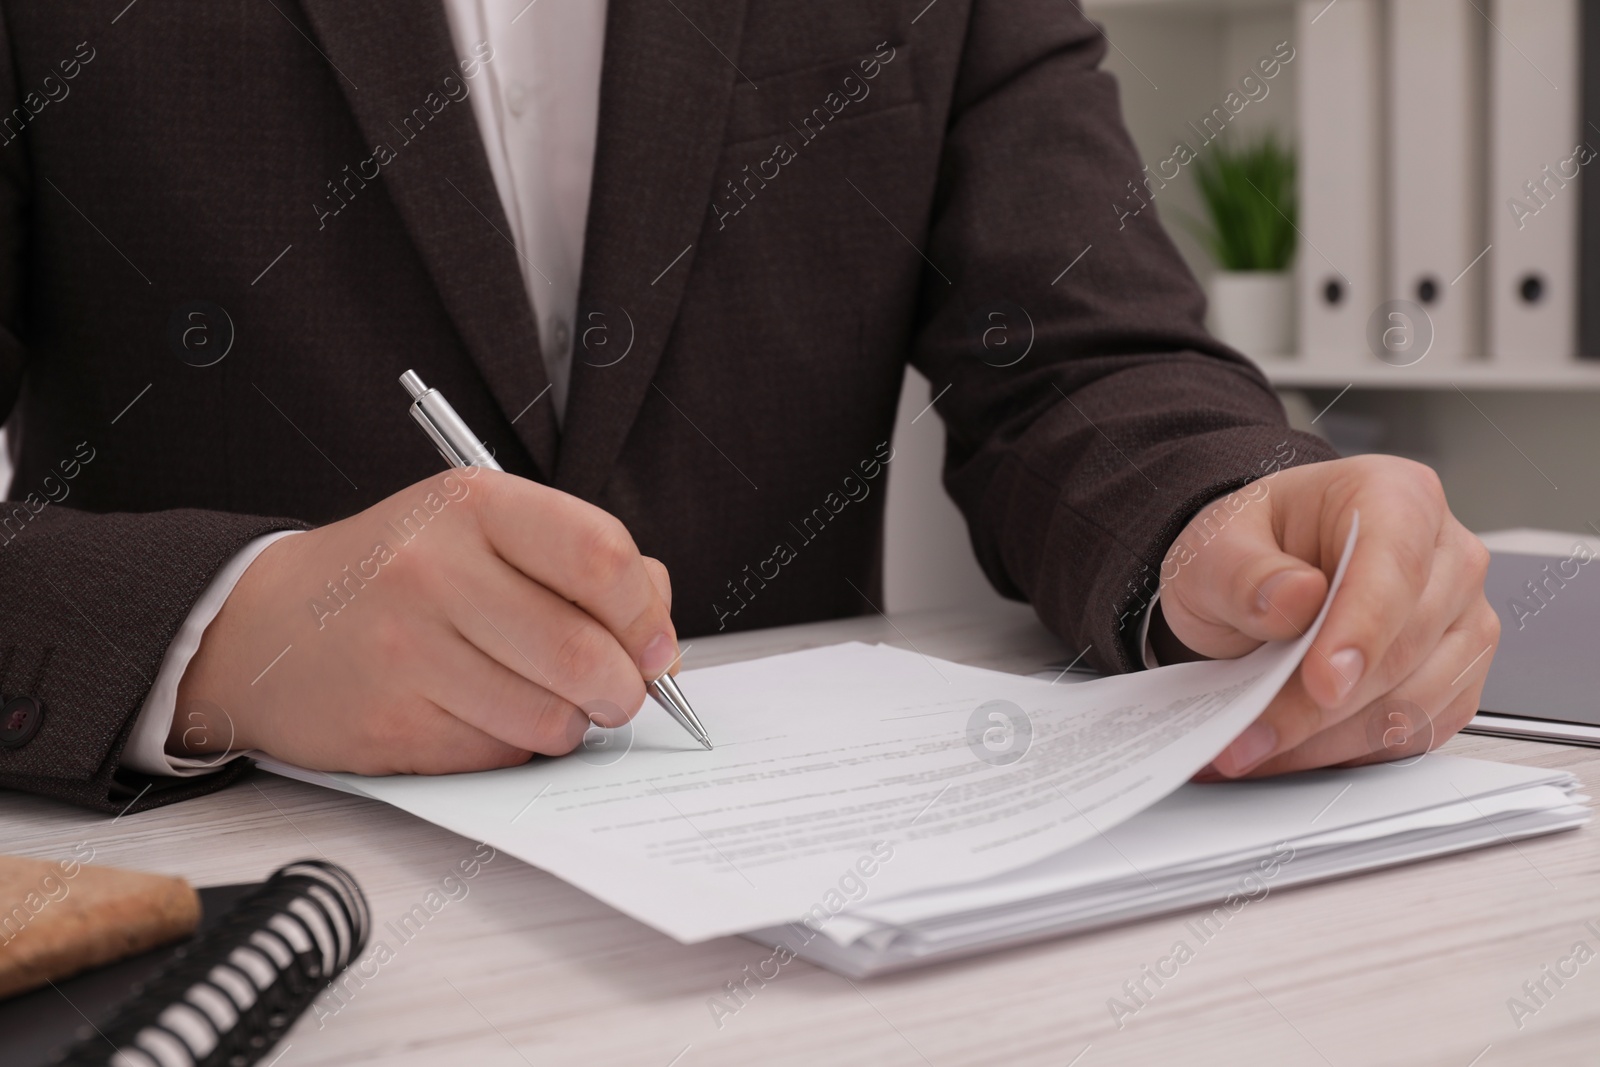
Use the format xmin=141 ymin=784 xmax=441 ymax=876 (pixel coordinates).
xmin=1207 ymin=270 xmax=1295 ymax=357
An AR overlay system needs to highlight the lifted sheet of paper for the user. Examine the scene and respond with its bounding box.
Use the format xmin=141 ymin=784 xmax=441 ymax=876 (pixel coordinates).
xmin=262 ymin=522 xmax=1359 ymax=942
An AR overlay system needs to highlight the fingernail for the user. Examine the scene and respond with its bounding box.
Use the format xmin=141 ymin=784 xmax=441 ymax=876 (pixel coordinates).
xmin=640 ymin=632 xmax=678 ymax=680
xmin=1255 ymin=570 xmax=1293 ymax=615
xmin=1328 ymin=647 xmax=1365 ymax=701
xmin=1216 ymin=721 xmax=1277 ymax=777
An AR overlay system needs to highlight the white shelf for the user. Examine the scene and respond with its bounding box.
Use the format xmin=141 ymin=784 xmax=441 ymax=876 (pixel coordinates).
xmin=1256 ymin=358 xmax=1600 ymax=391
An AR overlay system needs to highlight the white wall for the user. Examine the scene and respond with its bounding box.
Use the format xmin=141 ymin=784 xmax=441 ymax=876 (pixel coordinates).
xmin=882 ymin=367 xmax=1011 ymax=613
xmin=1095 ymin=5 xmax=1298 ymax=288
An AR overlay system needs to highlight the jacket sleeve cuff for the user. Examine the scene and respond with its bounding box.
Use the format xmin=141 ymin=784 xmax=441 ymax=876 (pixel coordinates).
xmin=121 ymin=531 xmax=302 ymax=776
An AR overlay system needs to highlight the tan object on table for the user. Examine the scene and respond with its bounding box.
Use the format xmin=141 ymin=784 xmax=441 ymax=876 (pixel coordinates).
xmin=0 ymin=855 xmax=200 ymax=999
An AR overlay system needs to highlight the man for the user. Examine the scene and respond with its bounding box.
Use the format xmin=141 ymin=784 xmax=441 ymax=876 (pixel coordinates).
xmin=0 ymin=1 xmax=1494 ymax=812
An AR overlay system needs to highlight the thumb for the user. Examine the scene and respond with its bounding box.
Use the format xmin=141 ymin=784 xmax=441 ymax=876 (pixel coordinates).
xmin=1159 ymin=492 xmax=1328 ymax=659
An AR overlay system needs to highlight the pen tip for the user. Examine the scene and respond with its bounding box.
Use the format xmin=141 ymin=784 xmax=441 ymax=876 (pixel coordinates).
xmin=700 ymin=737 xmax=714 ymax=751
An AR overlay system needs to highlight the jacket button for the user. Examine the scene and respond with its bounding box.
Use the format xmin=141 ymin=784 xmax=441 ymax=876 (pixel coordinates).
xmin=0 ymin=696 xmax=45 ymax=748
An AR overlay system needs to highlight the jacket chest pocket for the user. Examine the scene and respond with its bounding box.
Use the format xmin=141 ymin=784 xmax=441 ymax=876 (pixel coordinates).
xmin=723 ymin=40 xmax=916 ymax=147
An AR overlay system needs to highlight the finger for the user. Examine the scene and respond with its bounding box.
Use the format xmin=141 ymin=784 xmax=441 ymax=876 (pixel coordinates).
xmin=642 ymin=557 xmax=673 ymax=612
xmin=438 ymin=553 xmax=649 ymax=723
xmin=1209 ymin=591 xmax=1452 ymax=777
xmin=1212 ymin=667 xmax=1319 ymax=778
xmin=415 ymin=631 xmax=596 ymax=755
xmin=334 ymin=697 xmax=534 ymax=776
xmin=1212 ymin=549 xmax=1461 ymax=778
xmin=1160 ymin=486 xmax=1328 ymax=659
xmin=392 ymin=706 xmax=537 ymax=774
xmin=1296 ymin=464 xmax=1449 ymax=709
xmin=1253 ymin=685 xmax=1479 ymax=779
xmin=1334 ymin=688 xmax=1481 ymax=770
xmin=1238 ymin=604 xmax=1497 ymax=777
xmin=474 ymin=472 xmax=679 ymax=680
xmin=640 ymin=557 xmax=681 ymax=676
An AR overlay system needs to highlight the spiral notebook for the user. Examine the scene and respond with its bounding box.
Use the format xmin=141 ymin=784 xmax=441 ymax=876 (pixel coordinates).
xmin=0 ymin=861 xmax=369 ymax=1067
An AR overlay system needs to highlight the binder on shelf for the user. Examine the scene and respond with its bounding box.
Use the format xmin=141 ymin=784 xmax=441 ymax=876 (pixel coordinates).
xmin=1296 ymin=0 xmax=1385 ymax=367
xmin=1386 ymin=0 xmax=1488 ymax=364
xmin=1487 ymin=0 xmax=1580 ymax=367
xmin=1581 ymin=0 xmax=1600 ymax=358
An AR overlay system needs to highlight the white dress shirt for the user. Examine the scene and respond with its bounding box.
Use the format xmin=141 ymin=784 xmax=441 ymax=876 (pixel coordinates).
xmin=122 ymin=0 xmax=608 ymax=775
xmin=441 ymin=0 xmax=607 ymax=420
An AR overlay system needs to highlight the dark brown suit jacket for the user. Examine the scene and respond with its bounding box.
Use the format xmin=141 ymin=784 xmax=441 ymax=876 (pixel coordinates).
xmin=0 ymin=0 xmax=1335 ymax=812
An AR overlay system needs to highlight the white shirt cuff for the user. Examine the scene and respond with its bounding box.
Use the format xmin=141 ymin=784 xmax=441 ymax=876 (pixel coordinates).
xmin=121 ymin=531 xmax=302 ymax=777
xmin=1137 ymin=488 xmax=1246 ymax=670
xmin=1136 ymin=591 xmax=1162 ymax=670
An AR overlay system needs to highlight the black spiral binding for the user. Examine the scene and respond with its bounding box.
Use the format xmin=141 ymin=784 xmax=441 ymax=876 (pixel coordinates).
xmin=56 ymin=860 xmax=370 ymax=1067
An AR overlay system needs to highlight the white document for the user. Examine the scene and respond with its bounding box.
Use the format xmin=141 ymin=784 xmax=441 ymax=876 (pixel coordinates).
xmin=257 ymin=524 xmax=1359 ymax=943
xmin=1387 ymin=0 xmax=1488 ymax=364
xmin=1296 ymin=0 xmax=1385 ymax=366
xmin=1487 ymin=0 xmax=1580 ymax=365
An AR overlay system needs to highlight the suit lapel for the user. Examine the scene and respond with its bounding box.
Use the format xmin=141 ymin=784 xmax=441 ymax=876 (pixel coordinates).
xmin=555 ymin=0 xmax=751 ymax=500
xmin=294 ymin=0 xmax=559 ymax=477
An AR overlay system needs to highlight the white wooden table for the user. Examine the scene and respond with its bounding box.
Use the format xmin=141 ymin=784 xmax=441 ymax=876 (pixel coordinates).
xmin=5 ymin=600 xmax=1596 ymax=1066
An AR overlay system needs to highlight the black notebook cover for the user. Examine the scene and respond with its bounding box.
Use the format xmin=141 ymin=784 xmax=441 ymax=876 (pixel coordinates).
xmin=0 ymin=884 xmax=256 ymax=1067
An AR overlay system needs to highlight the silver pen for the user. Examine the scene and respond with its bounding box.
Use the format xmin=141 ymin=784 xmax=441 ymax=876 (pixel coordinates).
xmin=400 ymin=370 xmax=713 ymax=750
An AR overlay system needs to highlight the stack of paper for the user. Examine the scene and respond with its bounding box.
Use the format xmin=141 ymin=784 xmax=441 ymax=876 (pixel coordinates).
xmin=768 ymin=755 xmax=1585 ymax=976
xmin=257 ymin=526 xmax=1589 ymax=975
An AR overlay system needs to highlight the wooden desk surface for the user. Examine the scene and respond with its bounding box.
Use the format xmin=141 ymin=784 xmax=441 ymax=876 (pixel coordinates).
xmin=5 ymin=601 xmax=1597 ymax=1066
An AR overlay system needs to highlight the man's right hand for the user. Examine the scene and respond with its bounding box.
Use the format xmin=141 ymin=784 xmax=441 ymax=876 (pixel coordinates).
xmin=170 ymin=468 xmax=680 ymax=774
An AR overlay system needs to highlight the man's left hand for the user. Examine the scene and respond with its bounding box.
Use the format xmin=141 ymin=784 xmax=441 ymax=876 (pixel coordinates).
xmin=1152 ymin=454 xmax=1499 ymax=779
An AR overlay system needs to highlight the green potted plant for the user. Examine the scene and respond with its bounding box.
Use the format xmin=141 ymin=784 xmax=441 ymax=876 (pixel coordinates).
xmin=1184 ymin=133 xmax=1297 ymax=356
